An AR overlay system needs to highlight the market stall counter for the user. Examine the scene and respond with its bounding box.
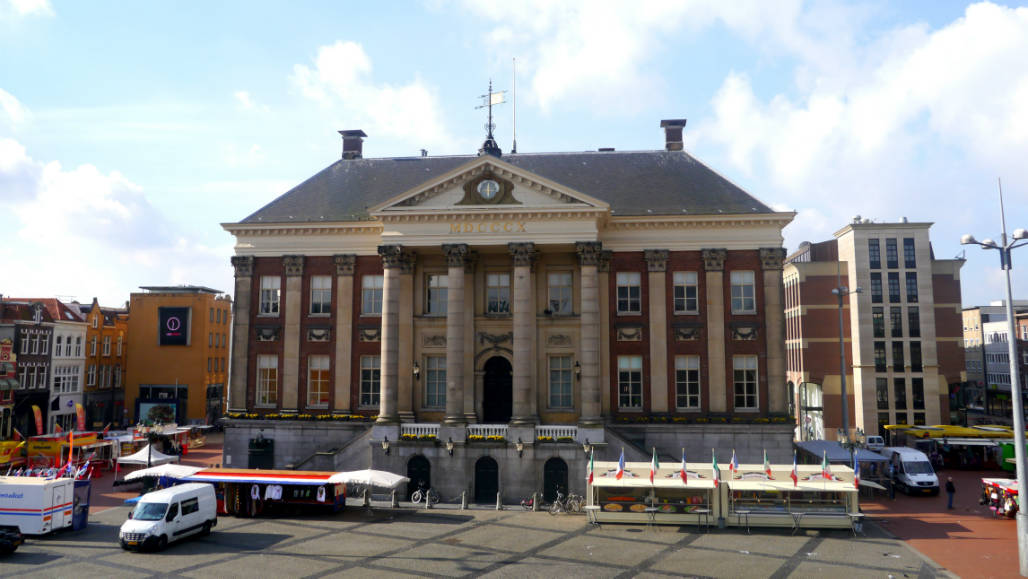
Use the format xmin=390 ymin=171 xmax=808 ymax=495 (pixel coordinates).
xmin=182 ymin=468 xmax=346 ymax=517
xmin=588 ymin=461 xmax=717 ymax=528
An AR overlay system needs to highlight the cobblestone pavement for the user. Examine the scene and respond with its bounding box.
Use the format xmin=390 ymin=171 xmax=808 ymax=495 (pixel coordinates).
xmin=3 ymin=502 xmax=950 ymax=579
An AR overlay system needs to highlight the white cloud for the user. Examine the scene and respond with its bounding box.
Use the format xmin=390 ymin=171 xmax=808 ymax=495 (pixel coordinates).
xmin=234 ymin=90 xmax=269 ymax=113
xmin=0 ymin=88 xmax=31 ymax=129
xmin=291 ymin=41 xmax=456 ymax=152
xmin=2 ymin=0 xmax=53 ymax=17
xmin=221 ymin=143 xmax=267 ymax=168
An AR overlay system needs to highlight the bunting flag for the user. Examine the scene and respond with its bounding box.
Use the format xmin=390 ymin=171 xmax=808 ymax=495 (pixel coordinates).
xmin=791 ymin=450 xmax=799 ymax=487
xmin=588 ymin=449 xmax=595 ymax=484
xmin=712 ymin=449 xmax=721 ymax=488
xmin=615 ymin=448 xmax=625 ymax=480
xmin=729 ymin=449 xmax=738 ymax=477
xmin=650 ymin=447 xmax=660 ymax=484
xmin=66 ymin=431 xmax=74 ymax=473
xmin=821 ymin=450 xmax=832 ymax=479
xmin=75 ymin=403 xmax=86 ymax=432
xmin=31 ymin=405 xmax=43 ymax=435
xmin=853 ymin=454 xmax=861 ymax=490
xmin=101 ymin=423 xmax=111 ymax=436
xmin=54 ymin=423 xmax=63 ymax=434
xmin=763 ymin=449 xmax=772 ymax=479
xmin=680 ymin=448 xmax=688 ymax=485
xmin=12 ymin=427 xmax=23 ymax=441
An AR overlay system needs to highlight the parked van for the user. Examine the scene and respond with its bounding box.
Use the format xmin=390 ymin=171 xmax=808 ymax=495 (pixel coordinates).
xmin=865 ymin=436 xmax=885 ymax=452
xmin=119 ymin=483 xmax=217 ymax=551
xmin=883 ymin=447 xmax=939 ymax=495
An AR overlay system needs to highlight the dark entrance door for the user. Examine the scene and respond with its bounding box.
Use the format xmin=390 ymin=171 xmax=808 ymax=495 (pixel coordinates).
xmin=482 ymin=357 xmax=513 ymax=423
xmin=543 ymin=457 xmax=569 ymax=502
xmin=474 ymin=456 xmax=499 ymax=503
xmin=406 ymin=455 xmax=431 ymax=501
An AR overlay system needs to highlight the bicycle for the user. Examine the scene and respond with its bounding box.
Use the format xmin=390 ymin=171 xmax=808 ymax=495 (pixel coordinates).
xmin=411 ymin=487 xmax=439 ymax=506
xmin=548 ymin=490 xmax=585 ymax=515
xmin=520 ymin=496 xmax=535 ymax=510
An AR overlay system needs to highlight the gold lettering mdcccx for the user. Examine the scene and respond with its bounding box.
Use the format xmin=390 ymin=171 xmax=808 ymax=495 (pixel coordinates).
xmin=449 ymin=221 xmax=527 ymax=234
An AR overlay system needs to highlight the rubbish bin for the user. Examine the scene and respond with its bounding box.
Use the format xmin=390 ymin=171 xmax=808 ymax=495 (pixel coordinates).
xmin=72 ymin=480 xmax=91 ymax=531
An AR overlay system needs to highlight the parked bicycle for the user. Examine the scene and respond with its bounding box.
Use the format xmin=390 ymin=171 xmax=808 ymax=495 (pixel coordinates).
xmin=411 ymin=481 xmax=440 ymax=506
xmin=548 ymin=490 xmax=584 ymax=515
xmin=520 ymin=496 xmax=535 ymax=510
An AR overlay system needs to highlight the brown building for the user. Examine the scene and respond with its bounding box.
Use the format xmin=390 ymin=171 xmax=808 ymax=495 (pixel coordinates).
xmin=81 ymin=298 xmax=129 ymax=428
xmin=124 ymin=286 xmax=231 ymax=425
xmin=785 ymin=219 xmax=964 ymax=440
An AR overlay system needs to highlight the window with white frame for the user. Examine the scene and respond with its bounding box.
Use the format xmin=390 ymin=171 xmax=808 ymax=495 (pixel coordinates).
xmin=307 ymin=355 xmax=330 ymax=408
xmin=30 ymin=334 xmax=38 ymax=354
xmin=116 ymin=335 xmax=122 ymax=356
xmin=64 ymin=336 xmax=71 ymax=357
xmin=675 ymin=355 xmax=701 ymax=409
xmin=102 ymin=336 xmax=111 ymax=356
xmin=426 ymin=274 xmax=448 ymax=315
xmin=114 ymin=366 xmax=121 ymax=388
xmin=549 ymin=355 xmax=573 ymax=409
xmin=361 ymin=275 xmax=384 ymax=316
xmin=730 ymin=271 xmax=756 ymax=314
xmin=360 ymin=356 xmax=381 ymax=407
xmin=547 ymin=272 xmax=573 ymax=315
xmin=87 ymin=365 xmax=96 ymax=387
xmin=310 ymin=275 xmax=332 ymax=315
xmin=92 ymin=316 xmax=98 ymax=329
xmin=260 ymin=276 xmax=281 ymax=316
xmin=19 ymin=332 xmax=28 ymax=354
xmin=424 ymin=356 xmax=446 ymax=409
xmin=616 ymin=272 xmax=642 ymax=314
xmin=40 ymin=334 xmax=48 ymax=355
xmin=76 ymin=336 xmax=83 ymax=357
xmin=55 ymin=336 xmax=63 ymax=357
xmin=256 ymin=355 xmax=278 ymax=407
xmin=673 ymin=271 xmax=699 ymax=314
xmin=89 ymin=337 xmax=97 ymax=356
xmin=733 ymin=356 xmax=758 ymax=410
xmin=618 ymin=355 xmax=643 ymax=409
xmin=486 ymin=272 xmax=511 ymax=314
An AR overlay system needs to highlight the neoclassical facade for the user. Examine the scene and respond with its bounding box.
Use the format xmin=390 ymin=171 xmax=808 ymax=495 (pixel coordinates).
xmin=223 ymin=121 xmax=796 ymax=501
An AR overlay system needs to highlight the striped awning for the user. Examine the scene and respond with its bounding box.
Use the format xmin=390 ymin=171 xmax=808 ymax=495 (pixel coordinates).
xmin=184 ymin=468 xmax=340 ymax=486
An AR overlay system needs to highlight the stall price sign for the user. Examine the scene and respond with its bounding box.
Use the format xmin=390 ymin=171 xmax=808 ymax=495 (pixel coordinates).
xmin=158 ymin=307 xmax=190 ymax=346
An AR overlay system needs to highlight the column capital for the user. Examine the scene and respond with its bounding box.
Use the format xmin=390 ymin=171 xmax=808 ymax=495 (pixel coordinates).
xmin=575 ymin=241 xmax=604 ymax=266
xmin=378 ymin=245 xmax=406 ymax=269
xmin=644 ymin=249 xmax=670 ymax=272
xmin=598 ymin=250 xmax=613 ymax=273
xmin=464 ymin=250 xmax=478 ymax=274
xmin=333 ymin=254 xmax=356 ymax=276
xmin=442 ymin=243 xmax=470 ymax=267
xmin=283 ymin=255 xmax=305 ymax=277
xmin=231 ymin=255 xmax=254 ymax=277
xmin=508 ymin=242 xmax=537 ymax=268
xmin=399 ymin=249 xmax=417 ymax=274
xmin=759 ymin=247 xmax=787 ymax=271
xmin=702 ymin=248 xmax=727 ymax=272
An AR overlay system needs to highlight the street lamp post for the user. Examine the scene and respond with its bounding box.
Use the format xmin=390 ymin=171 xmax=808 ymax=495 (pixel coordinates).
xmin=962 ymin=180 xmax=1028 ymax=577
xmin=832 ymin=284 xmax=861 ymax=460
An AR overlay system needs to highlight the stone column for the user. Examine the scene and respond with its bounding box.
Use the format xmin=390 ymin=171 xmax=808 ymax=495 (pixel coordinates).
xmin=333 ymin=255 xmax=355 ymax=414
xmin=228 ymin=256 xmax=253 ymax=412
xmin=760 ymin=248 xmax=788 ymax=414
xmin=703 ymin=249 xmax=728 ymax=413
xmin=576 ymin=242 xmax=603 ymax=426
xmin=443 ymin=244 xmax=469 ymax=425
xmin=645 ymin=249 xmax=670 ymax=413
xmin=281 ymin=255 xmax=304 ymax=413
xmin=398 ymin=251 xmax=416 ymax=422
xmin=377 ymin=245 xmax=404 ymax=424
xmin=509 ymin=242 xmax=537 ymax=425
xmin=598 ymin=251 xmax=612 ymax=416
xmin=463 ymin=252 xmax=478 ymax=423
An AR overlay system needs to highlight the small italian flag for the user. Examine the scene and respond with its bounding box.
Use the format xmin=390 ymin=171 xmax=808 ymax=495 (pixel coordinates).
xmin=763 ymin=449 xmax=772 ymax=479
xmin=821 ymin=450 xmax=832 ymax=480
xmin=650 ymin=447 xmax=660 ymax=484
xmin=712 ymin=449 xmax=721 ymax=488
xmin=588 ymin=449 xmax=595 ymax=484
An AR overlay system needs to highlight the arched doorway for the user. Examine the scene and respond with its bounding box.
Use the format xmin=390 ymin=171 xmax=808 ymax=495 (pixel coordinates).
xmin=474 ymin=456 xmax=499 ymax=503
xmin=482 ymin=357 xmax=513 ymax=423
xmin=543 ymin=457 xmax=569 ymax=502
xmin=406 ymin=455 xmax=431 ymax=501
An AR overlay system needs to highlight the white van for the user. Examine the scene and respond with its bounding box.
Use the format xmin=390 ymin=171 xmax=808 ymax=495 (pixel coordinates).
xmin=883 ymin=447 xmax=939 ymax=495
xmin=119 ymin=483 xmax=217 ymax=551
xmin=865 ymin=436 xmax=885 ymax=452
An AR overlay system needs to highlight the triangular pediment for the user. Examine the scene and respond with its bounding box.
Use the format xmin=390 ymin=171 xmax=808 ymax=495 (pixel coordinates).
xmin=369 ymin=156 xmax=609 ymax=215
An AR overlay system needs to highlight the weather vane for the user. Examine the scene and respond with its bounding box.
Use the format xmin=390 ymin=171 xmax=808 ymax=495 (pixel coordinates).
xmin=477 ymin=79 xmax=505 ymax=157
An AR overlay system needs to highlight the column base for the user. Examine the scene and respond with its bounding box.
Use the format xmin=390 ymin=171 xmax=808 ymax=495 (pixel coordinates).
xmin=375 ymin=415 xmax=401 ymax=425
xmin=509 ymin=415 xmax=539 ymax=427
xmin=577 ymin=417 xmax=604 ymax=428
xmin=463 ymin=412 xmax=479 ymax=424
xmin=443 ymin=416 xmax=467 ymax=426
xmin=399 ymin=411 xmax=416 ymax=423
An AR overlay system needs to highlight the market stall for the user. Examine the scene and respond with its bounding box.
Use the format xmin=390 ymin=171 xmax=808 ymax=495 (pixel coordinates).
xmin=588 ymin=461 xmax=717 ymax=527
xmin=59 ymin=440 xmax=116 ymax=475
xmin=726 ymin=468 xmax=858 ymax=532
xmin=26 ymin=432 xmax=97 ymax=468
xmin=182 ymin=468 xmax=346 ymax=517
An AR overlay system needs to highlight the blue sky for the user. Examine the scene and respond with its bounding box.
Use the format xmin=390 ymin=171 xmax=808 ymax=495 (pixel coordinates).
xmin=2 ymin=0 xmax=1027 ymax=308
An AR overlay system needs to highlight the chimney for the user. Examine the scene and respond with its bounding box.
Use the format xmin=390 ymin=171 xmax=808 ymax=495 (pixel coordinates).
xmin=659 ymin=119 xmax=687 ymax=151
xmin=339 ymin=129 xmax=368 ymax=160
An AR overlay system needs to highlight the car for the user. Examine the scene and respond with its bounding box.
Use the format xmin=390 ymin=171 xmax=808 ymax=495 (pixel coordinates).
xmin=119 ymin=483 xmax=217 ymax=551
xmin=0 ymin=526 xmax=23 ymax=556
xmin=865 ymin=436 xmax=885 ymax=452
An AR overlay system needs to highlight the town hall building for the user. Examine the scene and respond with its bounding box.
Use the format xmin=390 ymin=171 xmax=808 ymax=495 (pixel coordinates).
xmin=222 ymin=119 xmax=796 ymax=503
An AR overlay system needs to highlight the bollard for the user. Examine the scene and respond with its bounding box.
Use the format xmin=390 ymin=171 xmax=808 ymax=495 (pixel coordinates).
xmin=461 ymin=490 xmax=468 ymax=510
xmin=391 ymin=489 xmax=398 ymax=508
xmin=362 ymin=488 xmax=370 ymax=507
xmin=496 ymin=491 xmax=502 ymax=511
xmin=426 ymin=490 xmax=433 ymax=510
xmin=532 ymin=492 xmax=540 ymax=512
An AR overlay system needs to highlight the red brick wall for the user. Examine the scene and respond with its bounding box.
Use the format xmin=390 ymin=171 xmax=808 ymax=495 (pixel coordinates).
xmin=248 ymin=256 xmax=284 ymax=411
xmin=350 ymin=256 xmax=383 ymax=414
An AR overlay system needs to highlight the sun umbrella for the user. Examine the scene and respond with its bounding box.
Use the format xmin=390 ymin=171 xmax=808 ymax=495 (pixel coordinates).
xmin=124 ymin=464 xmax=202 ymax=481
xmin=328 ymin=469 xmax=409 ymax=489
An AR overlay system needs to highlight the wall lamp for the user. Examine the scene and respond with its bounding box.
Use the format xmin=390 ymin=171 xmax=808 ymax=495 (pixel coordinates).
xmin=412 ymin=361 xmax=421 ymax=380
xmin=583 ymin=439 xmax=592 ymax=454
xmin=381 ymin=436 xmax=390 ymax=455
xmin=574 ymin=361 xmax=582 ymax=381
xmin=515 ymin=438 xmax=524 ymax=458
xmin=446 ymin=437 xmax=454 ymax=456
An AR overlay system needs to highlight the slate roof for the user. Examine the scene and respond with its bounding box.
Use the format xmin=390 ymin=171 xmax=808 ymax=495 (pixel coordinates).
xmin=240 ymin=150 xmax=773 ymax=224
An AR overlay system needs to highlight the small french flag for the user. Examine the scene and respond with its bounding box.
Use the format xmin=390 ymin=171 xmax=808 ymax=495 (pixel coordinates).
xmin=790 ymin=451 xmax=799 ymax=487
xmin=615 ymin=448 xmax=625 ymax=480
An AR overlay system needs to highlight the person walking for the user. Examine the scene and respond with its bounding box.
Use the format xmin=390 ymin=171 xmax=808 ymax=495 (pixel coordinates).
xmin=945 ymin=477 xmax=956 ymax=509
xmin=887 ymin=461 xmax=896 ymax=500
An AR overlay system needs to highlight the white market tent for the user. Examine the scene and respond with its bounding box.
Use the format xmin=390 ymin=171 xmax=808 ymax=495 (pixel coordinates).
xmin=124 ymin=464 xmax=202 ymax=481
xmin=116 ymin=444 xmax=180 ymax=470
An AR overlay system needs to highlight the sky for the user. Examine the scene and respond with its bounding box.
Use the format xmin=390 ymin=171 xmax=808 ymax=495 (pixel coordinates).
xmin=2 ymin=0 xmax=1028 ymax=308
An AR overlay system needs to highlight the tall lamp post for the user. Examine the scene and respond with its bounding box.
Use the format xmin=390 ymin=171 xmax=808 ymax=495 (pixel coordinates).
xmin=832 ymin=284 xmax=861 ymax=460
xmin=961 ymin=180 xmax=1028 ymax=577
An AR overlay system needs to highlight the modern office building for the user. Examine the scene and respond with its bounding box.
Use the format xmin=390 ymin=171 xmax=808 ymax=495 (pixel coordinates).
xmin=222 ymin=119 xmax=796 ymax=501
xmin=124 ymin=286 xmax=231 ymax=425
xmin=785 ymin=219 xmax=964 ymax=440
xmin=962 ymin=302 xmax=1028 ymax=419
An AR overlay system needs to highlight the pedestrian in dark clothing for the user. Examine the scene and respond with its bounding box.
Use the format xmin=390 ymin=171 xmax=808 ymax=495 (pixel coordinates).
xmin=946 ymin=477 xmax=956 ymax=509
